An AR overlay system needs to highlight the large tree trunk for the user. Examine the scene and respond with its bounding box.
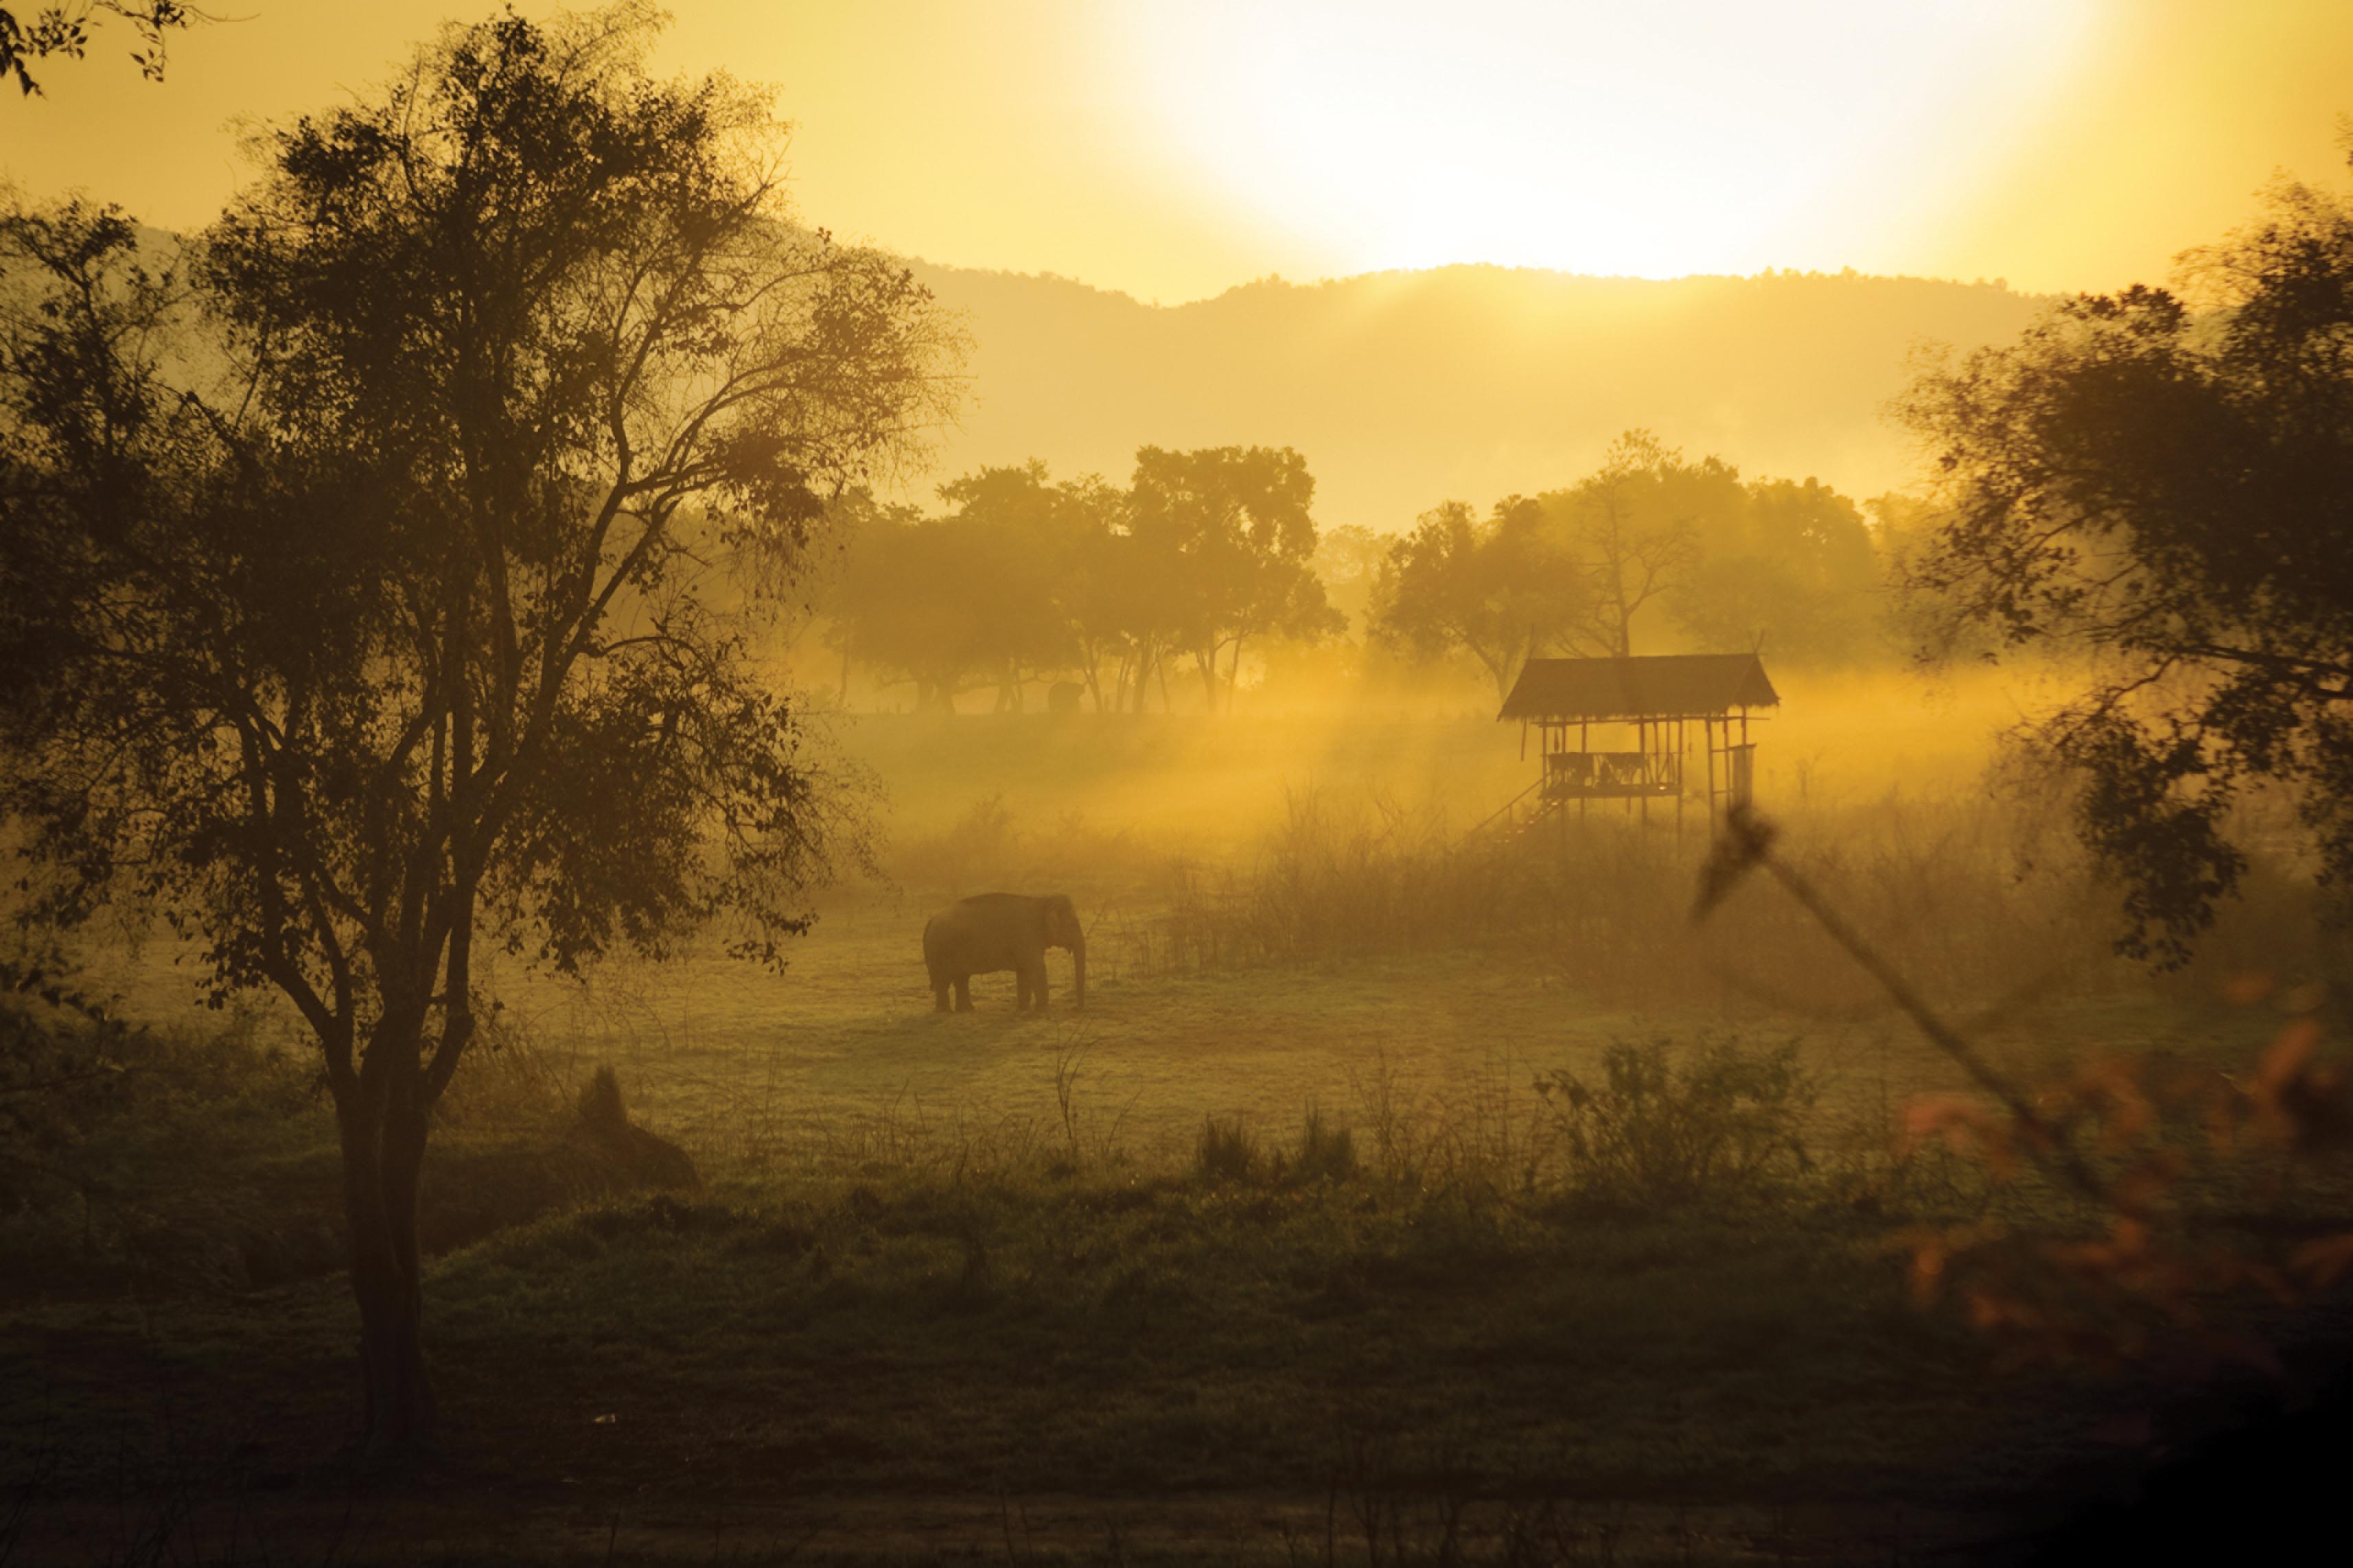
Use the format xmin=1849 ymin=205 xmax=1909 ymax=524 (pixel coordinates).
xmin=336 ymin=1052 xmax=437 ymax=1459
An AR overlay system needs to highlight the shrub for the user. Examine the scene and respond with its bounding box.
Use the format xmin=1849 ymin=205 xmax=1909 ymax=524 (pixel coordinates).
xmin=1537 ymin=1035 xmax=1817 ymax=1207
xmin=1195 ymin=1115 xmax=1257 ymax=1183
xmin=1293 ymin=1108 xmax=1358 ymax=1184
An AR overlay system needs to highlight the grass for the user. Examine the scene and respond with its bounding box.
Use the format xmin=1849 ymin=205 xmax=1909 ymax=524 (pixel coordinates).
xmin=2 ymin=1162 xmax=2138 ymax=1556
xmin=5 ymin=927 xmax=2317 ymax=1562
xmin=12 ymin=701 xmax=2350 ymax=1560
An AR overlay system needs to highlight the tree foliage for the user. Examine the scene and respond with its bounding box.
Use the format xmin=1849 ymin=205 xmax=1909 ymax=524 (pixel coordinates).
xmin=1540 ymin=430 xmax=1711 ymax=658
xmin=1673 ymin=476 xmax=1879 ymax=662
xmin=1128 ymin=443 xmax=1343 ymax=710
xmin=0 ymin=1 xmax=192 ymax=94
xmin=1899 ymin=150 xmax=2353 ymax=963
xmin=1369 ymin=495 xmax=1585 ymax=699
xmin=824 ymin=468 xmax=1095 ymax=713
xmin=0 ymin=5 xmax=955 ymax=1449
xmin=825 ymin=446 xmax=1341 ymax=714
xmin=1372 ymin=430 xmax=1886 ymax=694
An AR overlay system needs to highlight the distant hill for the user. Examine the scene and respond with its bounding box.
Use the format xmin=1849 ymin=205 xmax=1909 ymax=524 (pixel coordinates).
xmin=907 ymin=262 xmax=2050 ymax=529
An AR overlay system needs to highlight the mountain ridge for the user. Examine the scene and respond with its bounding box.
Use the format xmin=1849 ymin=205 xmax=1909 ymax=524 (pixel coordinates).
xmin=905 ymin=259 xmax=2052 ymax=527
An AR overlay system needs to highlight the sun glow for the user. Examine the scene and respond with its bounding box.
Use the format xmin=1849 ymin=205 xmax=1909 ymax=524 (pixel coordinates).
xmin=1115 ymin=0 xmax=2098 ymax=281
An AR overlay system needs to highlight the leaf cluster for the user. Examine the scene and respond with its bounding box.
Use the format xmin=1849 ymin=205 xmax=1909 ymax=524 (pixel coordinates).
xmin=0 ymin=1 xmax=191 ymax=96
xmin=1898 ymin=146 xmax=2353 ymax=961
xmin=0 ymin=5 xmax=956 ymax=1108
xmin=1535 ymin=1035 xmax=1818 ymax=1208
xmin=824 ymin=445 xmax=1344 ymax=713
xmin=1369 ymin=430 xmax=1884 ymax=697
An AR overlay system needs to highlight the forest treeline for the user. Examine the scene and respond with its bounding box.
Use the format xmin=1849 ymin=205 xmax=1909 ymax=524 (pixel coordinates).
xmin=818 ymin=430 xmax=1928 ymax=713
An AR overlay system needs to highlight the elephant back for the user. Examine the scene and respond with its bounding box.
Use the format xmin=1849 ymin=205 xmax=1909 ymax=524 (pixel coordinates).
xmin=927 ymin=893 xmax=1046 ymax=968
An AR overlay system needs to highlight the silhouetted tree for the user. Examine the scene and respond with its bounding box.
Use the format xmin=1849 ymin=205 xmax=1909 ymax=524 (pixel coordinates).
xmin=1371 ymin=496 xmax=1589 ymax=700
xmin=1899 ymin=146 xmax=2353 ymax=963
xmin=934 ymin=463 xmax=1091 ymax=710
xmin=0 ymin=7 xmax=954 ymax=1454
xmin=824 ymin=464 xmax=1124 ymax=712
xmin=1048 ymin=476 xmax=1136 ymax=710
xmin=1543 ymin=430 xmax=1713 ymax=657
xmin=1128 ymin=444 xmax=1341 ymax=711
xmin=824 ymin=504 xmax=992 ymax=712
xmin=1310 ymin=522 xmax=1385 ymax=630
xmin=1673 ymin=476 xmax=1879 ymax=663
xmin=1 ymin=1 xmax=193 ymax=94
xmin=820 ymin=450 xmax=1345 ymax=716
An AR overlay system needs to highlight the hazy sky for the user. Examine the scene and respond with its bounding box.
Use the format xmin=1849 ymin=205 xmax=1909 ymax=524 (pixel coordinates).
xmin=4 ymin=0 xmax=2348 ymax=303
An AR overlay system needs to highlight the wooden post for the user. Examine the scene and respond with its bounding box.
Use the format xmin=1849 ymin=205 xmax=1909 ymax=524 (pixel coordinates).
xmin=1638 ymin=718 xmax=1649 ymax=828
xmin=1713 ymin=714 xmax=1732 ymax=827
xmin=1675 ymin=716 xmax=1685 ymax=843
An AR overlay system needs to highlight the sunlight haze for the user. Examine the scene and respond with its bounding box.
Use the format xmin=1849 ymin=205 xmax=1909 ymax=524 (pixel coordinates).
xmin=14 ymin=3 xmax=2353 ymax=1551
xmin=3 ymin=0 xmax=2348 ymax=301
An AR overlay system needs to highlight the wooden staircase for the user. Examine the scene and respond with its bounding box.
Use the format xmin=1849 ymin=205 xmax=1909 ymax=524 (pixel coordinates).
xmin=1461 ymin=780 xmax=1565 ymax=850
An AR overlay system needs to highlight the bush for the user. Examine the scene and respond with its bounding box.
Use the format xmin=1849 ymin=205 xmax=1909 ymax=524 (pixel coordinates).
xmin=0 ymin=961 xmax=144 ymax=1221
xmin=1195 ymin=1115 xmax=1257 ymax=1183
xmin=1536 ymin=1035 xmax=1817 ymax=1207
xmin=1191 ymin=1110 xmax=1356 ymax=1188
xmin=1293 ymin=1108 xmax=1358 ymax=1184
xmin=1093 ymin=782 xmax=2138 ymax=1015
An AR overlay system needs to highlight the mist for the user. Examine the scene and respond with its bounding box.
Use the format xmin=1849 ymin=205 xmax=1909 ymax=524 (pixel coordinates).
xmin=6 ymin=6 xmax=2353 ymax=1565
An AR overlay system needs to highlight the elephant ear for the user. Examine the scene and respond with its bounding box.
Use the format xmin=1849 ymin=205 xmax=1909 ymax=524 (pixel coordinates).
xmin=1048 ymin=893 xmax=1082 ymax=945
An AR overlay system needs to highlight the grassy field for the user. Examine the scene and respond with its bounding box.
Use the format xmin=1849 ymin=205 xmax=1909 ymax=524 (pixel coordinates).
xmin=474 ymin=899 xmax=2245 ymax=1184
xmin=9 ymin=691 xmax=2348 ymax=1564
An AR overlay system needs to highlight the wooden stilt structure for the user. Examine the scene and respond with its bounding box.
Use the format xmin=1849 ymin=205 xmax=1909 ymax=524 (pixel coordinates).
xmin=1465 ymin=654 xmax=1779 ymax=848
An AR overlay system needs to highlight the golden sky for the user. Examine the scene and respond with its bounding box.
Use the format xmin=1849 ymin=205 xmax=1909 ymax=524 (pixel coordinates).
xmin=4 ymin=0 xmax=2349 ymax=302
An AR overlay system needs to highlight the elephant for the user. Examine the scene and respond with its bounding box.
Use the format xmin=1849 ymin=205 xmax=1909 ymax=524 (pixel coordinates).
xmin=923 ymin=892 xmax=1086 ymax=1012
xmin=1046 ymin=680 xmax=1084 ymax=715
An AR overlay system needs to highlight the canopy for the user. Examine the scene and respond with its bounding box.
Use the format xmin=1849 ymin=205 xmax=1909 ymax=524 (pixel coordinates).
xmin=1498 ymin=654 xmax=1779 ymax=723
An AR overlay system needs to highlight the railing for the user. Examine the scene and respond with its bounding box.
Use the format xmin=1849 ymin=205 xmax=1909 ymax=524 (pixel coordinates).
xmin=1461 ymin=779 xmax=1547 ymax=846
xmin=1542 ymin=749 xmax=1680 ymax=799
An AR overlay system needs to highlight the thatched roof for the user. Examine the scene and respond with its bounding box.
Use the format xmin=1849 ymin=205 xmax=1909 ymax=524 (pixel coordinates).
xmin=1498 ymin=654 xmax=1780 ymax=722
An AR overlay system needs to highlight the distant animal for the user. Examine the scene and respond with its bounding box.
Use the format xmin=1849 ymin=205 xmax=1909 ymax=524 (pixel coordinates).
xmin=923 ymin=892 xmax=1087 ymax=1012
xmin=1046 ymin=680 xmax=1084 ymax=715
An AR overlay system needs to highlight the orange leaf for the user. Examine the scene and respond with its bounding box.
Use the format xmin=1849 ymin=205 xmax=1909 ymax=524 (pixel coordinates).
xmin=2291 ymin=1231 xmax=2353 ymax=1290
xmin=2257 ymin=1020 xmax=2321 ymax=1097
xmin=2221 ymin=972 xmax=2275 ymax=1006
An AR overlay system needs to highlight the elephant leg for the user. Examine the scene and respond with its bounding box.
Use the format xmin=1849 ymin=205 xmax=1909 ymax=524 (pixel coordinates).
xmin=953 ymin=976 xmax=973 ymax=1012
xmin=1016 ymin=969 xmax=1033 ymax=1011
xmin=1030 ymin=962 xmax=1051 ymax=1011
xmin=932 ymin=981 xmax=951 ymax=1013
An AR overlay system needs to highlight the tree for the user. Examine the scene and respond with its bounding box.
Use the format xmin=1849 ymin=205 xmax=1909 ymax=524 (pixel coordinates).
xmin=1543 ymin=430 xmax=1713 ymax=657
xmin=1897 ymin=148 xmax=2353 ymax=963
xmin=1042 ymin=474 xmax=1133 ymax=710
xmin=1 ymin=2 xmax=193 ymax=95
xmin=1672 ymin=476 xmax=1880 ymax=663
xmin=1128 ymin=444 xmax=1341 ymax=711
xmin=1310 ymin=522 xmax=1387 ymax=631
xmin=1370 ymin=496 xmax=1589 ymax=700
xmin=0 ymin=7 xmax=954 ymax=1453
xmin=824 ymin=502 xmax=992 ymax=712
xmin=1094 ymin=517 xmax=1187 ymax=712
xmin=933 ymin=463 xmax=1090 ymax=710
xmin=821 ymin=463 xmax=1122 ymax=712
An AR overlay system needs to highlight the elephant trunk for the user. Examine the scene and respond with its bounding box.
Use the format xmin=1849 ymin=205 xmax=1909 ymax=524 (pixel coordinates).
xmin=1070 ymin=931 xmax=1087 ymax=1009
